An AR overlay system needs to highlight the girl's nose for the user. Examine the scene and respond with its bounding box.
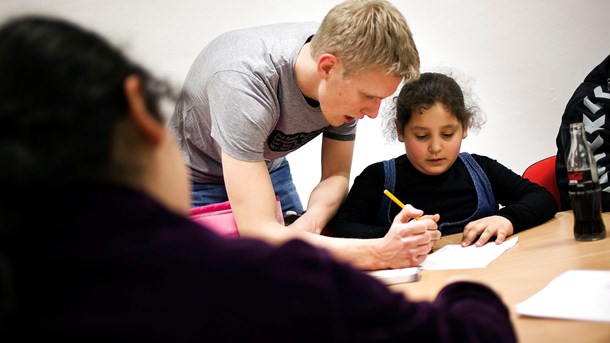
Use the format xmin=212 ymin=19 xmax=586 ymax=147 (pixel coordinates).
xmin=428 ymin=138 xmax=443 ymax=153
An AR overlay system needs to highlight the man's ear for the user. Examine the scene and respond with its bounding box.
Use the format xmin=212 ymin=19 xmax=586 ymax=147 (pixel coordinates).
xmin=316 ymin=53 xmax=338 ymax=79
xmin=124 ymin=75 xmax=163 ymax=145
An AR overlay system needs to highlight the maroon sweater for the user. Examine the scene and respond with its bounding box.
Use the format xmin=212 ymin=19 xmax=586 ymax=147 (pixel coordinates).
xmin=7 ymin=185 xmax=516 ymax=342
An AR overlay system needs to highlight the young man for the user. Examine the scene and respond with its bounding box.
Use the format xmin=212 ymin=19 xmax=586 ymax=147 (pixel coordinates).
xmin=170 ymin=0 xmax=437 ymax=270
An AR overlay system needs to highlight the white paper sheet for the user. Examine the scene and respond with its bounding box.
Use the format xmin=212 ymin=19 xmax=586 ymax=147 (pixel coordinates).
xmin=421 ymin=236 xmax=518 ymax=270
xmin=516 ymin=270 xmax=610 ymax=323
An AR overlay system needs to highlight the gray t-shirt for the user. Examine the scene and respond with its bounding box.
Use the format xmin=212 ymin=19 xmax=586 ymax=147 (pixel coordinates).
xmin=170 ymin=22 xmax=357 ymax=183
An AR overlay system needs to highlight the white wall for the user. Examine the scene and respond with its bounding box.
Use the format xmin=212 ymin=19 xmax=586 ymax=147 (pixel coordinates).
xmin=2 ymin=0 xmax=608 ymax=203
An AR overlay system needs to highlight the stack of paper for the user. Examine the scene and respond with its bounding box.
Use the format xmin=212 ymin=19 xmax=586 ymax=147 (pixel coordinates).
xmin=367 ymin=267 xmax=421 ymax=285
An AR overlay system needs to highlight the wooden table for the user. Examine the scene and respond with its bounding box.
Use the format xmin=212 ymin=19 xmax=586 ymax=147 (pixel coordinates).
xmin=392 ymin=211 xmax=610 ymax=343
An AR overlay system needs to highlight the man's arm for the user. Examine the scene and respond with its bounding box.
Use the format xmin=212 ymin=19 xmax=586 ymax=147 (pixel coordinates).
xmin=221 ymin=151 xmax=291 ymax=244
xmin=223 ymin=149 xmax=439 ymax=270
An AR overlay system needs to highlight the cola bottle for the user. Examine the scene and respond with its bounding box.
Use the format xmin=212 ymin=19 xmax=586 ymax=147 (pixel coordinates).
xmin=566 ymin=122 xmax=606 ymax=241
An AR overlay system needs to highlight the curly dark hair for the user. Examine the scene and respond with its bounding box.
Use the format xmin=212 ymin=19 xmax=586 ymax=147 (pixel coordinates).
xmin=383 ymin=72 xmax=484 ymax=141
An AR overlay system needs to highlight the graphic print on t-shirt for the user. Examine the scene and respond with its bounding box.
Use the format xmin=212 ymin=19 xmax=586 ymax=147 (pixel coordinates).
xmin=267 ymin=129 xmax=324 ymax=152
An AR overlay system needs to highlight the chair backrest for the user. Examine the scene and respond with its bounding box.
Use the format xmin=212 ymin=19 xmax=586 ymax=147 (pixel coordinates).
xmin=522 ymin=155 xmax=561 ymax=211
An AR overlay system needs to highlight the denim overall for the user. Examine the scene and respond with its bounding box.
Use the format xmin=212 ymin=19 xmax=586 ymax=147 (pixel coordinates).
xmin=375 ymin=153 xmax=497 ymax=234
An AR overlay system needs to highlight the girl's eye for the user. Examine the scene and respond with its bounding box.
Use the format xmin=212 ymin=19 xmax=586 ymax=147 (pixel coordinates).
xmin=442 ymin=133 xmax=455 ymax=138
xmin=415 ymin=135 xmax=428 ymax=140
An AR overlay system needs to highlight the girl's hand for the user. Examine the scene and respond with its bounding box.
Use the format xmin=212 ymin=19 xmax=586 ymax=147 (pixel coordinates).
xmin=419 ymin=214 xmax=441 ymax=248
xmin=460 ymin=215 xmax=514 ymax=247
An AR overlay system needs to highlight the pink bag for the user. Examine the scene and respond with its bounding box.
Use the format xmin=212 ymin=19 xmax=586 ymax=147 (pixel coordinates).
xmin=189 ymin=197 xmax=284 ymax=238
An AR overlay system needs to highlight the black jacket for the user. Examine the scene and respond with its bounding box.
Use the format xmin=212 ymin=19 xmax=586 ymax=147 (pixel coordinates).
xmin=556 ymin=55 xmax=610 ymax=211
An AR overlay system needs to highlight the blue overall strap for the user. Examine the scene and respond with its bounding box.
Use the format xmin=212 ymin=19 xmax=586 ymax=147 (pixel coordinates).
xmin=439 ymin=152 xmax=498 ymax=234
xmin=375 ymin=159 xmax=396 ymax=226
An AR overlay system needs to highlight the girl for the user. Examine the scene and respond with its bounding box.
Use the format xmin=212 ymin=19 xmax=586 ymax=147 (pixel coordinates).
xmin=331 ymin=72 xmax=557 ymax=246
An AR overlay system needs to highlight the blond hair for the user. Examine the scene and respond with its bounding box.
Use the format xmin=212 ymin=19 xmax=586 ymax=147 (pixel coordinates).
xmin=310 ymin=0 xmax=419 ymax=80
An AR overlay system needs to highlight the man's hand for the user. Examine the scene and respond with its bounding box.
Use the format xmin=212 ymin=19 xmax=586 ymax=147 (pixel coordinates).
xmin=374 ymin=205 xmax=440 ymax=268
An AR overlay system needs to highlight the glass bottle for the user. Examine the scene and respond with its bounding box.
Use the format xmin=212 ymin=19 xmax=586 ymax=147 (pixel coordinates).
xmin=566 ymin=122 xmax=606 ymax=241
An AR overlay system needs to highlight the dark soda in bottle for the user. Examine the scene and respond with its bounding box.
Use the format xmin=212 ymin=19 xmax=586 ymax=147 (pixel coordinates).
xmin=566 ymin=122 xmax=606 ymax=241
xmin=568 ymin=176 xmax=606 ymax=240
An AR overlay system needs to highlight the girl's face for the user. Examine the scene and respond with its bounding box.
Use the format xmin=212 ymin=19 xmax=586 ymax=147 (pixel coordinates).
xmin=397 ymin=102 xmax=467 ymax=175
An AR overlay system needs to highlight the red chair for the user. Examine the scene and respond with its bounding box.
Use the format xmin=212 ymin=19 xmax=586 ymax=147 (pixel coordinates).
xmin=522 ymin=155 xmax=562 ymax=211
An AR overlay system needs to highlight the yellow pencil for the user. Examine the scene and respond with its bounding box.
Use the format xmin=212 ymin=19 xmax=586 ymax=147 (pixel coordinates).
xmin=383 ymin=189 xmax=420 ymax=220
xmin=383 ymin=189 xmax=405 ymax=208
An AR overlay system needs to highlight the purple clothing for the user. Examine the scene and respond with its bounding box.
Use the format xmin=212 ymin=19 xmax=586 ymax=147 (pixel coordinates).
xmin=10 ymin=185 xmax=516 ymax=342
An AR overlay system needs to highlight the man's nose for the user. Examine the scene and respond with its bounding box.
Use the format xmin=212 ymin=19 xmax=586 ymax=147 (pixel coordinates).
xmin=364 ymin=98 xmax=382 ymax=119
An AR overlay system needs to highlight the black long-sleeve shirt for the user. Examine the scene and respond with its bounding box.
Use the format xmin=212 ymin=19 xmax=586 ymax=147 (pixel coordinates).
xmin=331 ymin=154 xmax=557 ymax=238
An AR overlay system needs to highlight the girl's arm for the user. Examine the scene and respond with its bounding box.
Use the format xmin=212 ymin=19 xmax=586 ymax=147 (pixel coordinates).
xmin=479 ymin=155 xmax=557 ymax=232
xmin=461 ymin=155 xmax=557 ymax=246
